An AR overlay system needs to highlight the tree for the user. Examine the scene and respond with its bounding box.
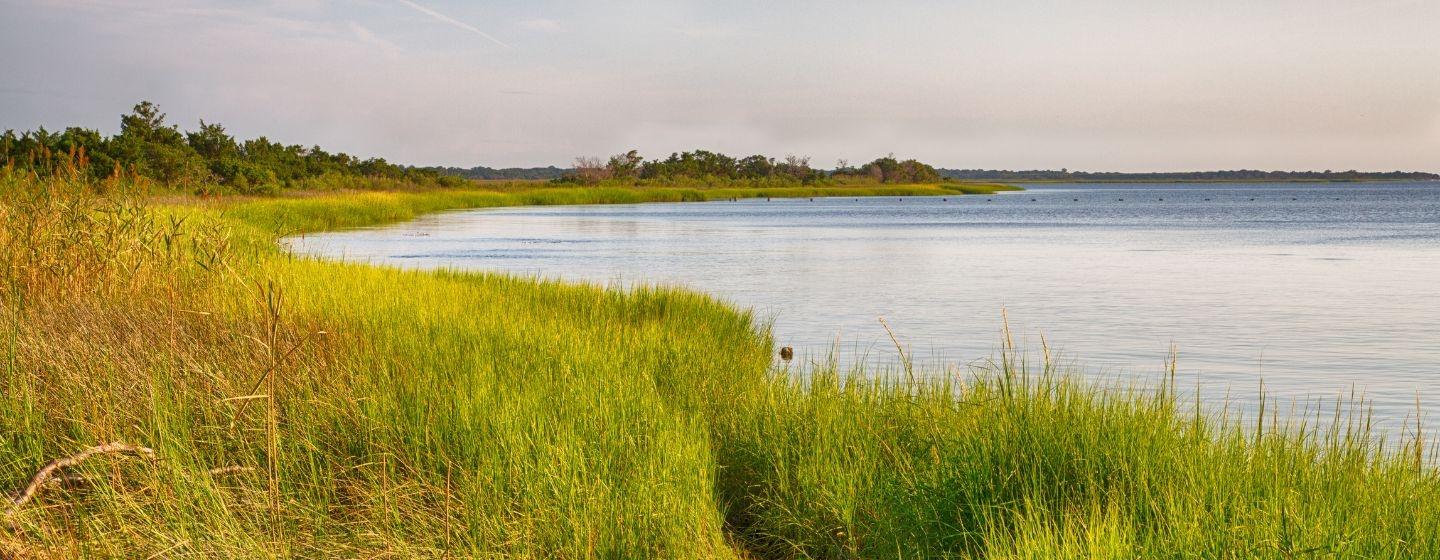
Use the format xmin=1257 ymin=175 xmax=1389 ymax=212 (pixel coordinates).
xmin=737 ymin=155 xmax=775 ymax=179
xmin=186 ymin=120 xmax=237 ymax=160
xmin=606 ymin=150 xmax=643 ymax=179
xmin=111 ymin=101 xmax=207 ymax=185
xmin=776 ymin=154 xmax=816 ymax=181
xmin=572 ymin=156 xmax=611 ymax=184
xmin=855 ymin=155 xmax=939 ymax=184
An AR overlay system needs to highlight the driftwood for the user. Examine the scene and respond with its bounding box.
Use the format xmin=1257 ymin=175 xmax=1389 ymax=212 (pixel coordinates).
xmin=6 ymin=443 xmax=156 ymax=514
xmin=4 ymin=442 xmax=253 ymax=516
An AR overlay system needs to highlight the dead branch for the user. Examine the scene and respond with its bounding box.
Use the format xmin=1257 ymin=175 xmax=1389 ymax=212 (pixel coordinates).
xmin=6 ymin=443 xmax=155 ymax=514
xmin=5 ymin=442 xmax=259 ymax=518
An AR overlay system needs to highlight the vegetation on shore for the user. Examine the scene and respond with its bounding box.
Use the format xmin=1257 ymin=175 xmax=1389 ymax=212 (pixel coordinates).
xmin=2 ymin=102 xmax=465 ymax=195
xmin=3 ymin=102 xmax=988 ymax=198
xmin=3 ymin=170 xmax=1438 ymax=558
xmin=557 ymin=150 xmax=949 ymax=187
xmin=223 ymin=181 xmax=1014 ymax=235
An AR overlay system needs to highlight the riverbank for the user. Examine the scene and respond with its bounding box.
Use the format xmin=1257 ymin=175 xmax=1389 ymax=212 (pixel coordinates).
xmin=220 ymin=181 xmax=1019 ymax=234
xmin=3 ymin=176 xmax=1438 ymax=558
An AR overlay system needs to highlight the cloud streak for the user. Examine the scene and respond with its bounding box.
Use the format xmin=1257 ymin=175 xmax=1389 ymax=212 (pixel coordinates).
xmin=515 ymin=18 xmax=562 ymax=32
xmin=393 ymin=0 xmax=511 ymax=50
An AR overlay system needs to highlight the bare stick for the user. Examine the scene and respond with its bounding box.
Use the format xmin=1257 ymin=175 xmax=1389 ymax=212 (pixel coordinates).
xmin=6 ymin=442 xmax=156 ymax=514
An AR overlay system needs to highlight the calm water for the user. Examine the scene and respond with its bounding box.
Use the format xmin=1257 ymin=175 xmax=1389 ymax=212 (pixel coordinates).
xmin=287 ymin=182 xmax=1440 ymax=427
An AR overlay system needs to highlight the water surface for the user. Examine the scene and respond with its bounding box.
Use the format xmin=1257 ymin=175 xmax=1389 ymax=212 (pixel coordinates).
xmin=287 ymin=182 xmax=1440 ymax=427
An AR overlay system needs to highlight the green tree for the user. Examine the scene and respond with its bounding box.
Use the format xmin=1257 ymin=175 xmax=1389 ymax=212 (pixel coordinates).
xmin=112 ymin=101 xmax=208 ymax=185
xmin=186 ymin=120 xmax=238 ymax=160
xmin=737 ymin=155 xmax=775 ymax=179
xmin=606 ymin=150 xmax=643 ymax=179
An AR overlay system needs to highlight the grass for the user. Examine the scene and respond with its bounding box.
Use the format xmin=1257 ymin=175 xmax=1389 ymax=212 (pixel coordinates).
xmin=218 ymin=181 xmax=1018 ymax=235
xmin=2 ymin=174 xmax=1438 ymax=558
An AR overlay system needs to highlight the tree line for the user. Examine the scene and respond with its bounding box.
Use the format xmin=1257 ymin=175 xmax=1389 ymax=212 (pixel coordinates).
xmin=554 ymin=151 xmax=942 ymax=185
xmin=2 ymin=101 xmax=463 ymax=193
xmin=426 ymin=165 xmax=569 ymax=181
xmin=2 ymin=101 xmax=958 ymax=193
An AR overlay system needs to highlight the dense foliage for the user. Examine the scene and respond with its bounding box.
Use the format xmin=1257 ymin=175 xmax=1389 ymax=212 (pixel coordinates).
xmin=556 ymin=151 xmax=951 ymax=186
xmin=1 ymin=101 xmax=464 ymax=194
xmin=940 ymin=168 xmax=1440 ymax=182
xmin=557 ymin=150 xmax=830 ymax=185
xmin=424 ymin=165 xmax=568 ymax=180
xmin=835 ymin=155 xmax=943 ymax=183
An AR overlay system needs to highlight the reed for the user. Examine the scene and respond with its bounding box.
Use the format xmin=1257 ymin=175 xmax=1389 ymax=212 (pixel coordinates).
xmin=1 ymin=173 xmax=1436 ymax=558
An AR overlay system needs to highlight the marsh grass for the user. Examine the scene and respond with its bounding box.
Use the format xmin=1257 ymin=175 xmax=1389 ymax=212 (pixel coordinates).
xmin=221 ymin=182 xmax=1017 ymax=236
xmin=2 ymin=174 xmax=1438 ymax=558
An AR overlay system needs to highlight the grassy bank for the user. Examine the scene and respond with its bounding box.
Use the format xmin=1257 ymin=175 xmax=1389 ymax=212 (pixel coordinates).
xmin=221 ymin=182 xmax=1018 ymax=235
xmin=2 ymin=176 xmax=1438 ymax=558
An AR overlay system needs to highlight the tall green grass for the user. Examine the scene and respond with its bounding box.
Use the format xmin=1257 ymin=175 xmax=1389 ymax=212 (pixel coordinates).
xmin=220 ymin=182 xmax=1017 ymax=235
xmin=2 ymin=174 xmax=1437 ymax=558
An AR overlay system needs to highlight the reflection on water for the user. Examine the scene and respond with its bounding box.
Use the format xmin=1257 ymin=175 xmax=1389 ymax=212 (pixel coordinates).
xmin=286 ymin=182 xmax=1440 ymax=428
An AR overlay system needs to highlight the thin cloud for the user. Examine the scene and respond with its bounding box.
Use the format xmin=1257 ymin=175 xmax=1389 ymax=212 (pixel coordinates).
xmin=516 ymin=18 xmax=563 ymax=32
xmin=393 ymin=0 xmax=512 ymax=50
xmin=348 ymin=21 xmax=401 ymax=59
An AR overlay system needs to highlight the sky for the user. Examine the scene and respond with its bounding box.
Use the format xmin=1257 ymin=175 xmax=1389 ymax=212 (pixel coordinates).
xmin=2 ymin=0 xmax=1438 ymax=171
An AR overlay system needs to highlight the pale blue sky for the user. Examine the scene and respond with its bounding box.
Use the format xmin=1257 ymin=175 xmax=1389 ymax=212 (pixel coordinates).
xmin=2 ymin=0 xmax=1437 ymax=170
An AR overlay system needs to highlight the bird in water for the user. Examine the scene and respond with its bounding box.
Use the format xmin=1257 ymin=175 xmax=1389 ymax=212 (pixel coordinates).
xmin=779 ymin=347 xmax=794 ymax=362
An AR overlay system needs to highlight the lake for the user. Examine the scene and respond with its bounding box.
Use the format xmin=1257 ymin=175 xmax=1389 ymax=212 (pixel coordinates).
xmin=286 ymin=182 xmax=1440 ymax=428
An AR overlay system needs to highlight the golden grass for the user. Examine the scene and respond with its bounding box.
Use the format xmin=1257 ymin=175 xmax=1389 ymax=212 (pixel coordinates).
xmin=3 ymin=175 xmax=1438 ymax=558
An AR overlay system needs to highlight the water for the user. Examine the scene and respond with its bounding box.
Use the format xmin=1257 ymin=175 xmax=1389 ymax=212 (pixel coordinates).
xmin=286 ymin=182 xmax=1440 ymax=428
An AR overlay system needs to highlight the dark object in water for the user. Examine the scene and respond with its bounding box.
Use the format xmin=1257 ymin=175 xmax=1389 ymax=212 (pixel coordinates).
xmin=1118 ymin=198 xmax=1124 ymax=201
xmin=942 ymin=198 xmax=947 ymax=202
xmin=779 ymin=347 xmax=794 ymax=361
xmin=810 ymin=198 xmax=814 ymax=201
